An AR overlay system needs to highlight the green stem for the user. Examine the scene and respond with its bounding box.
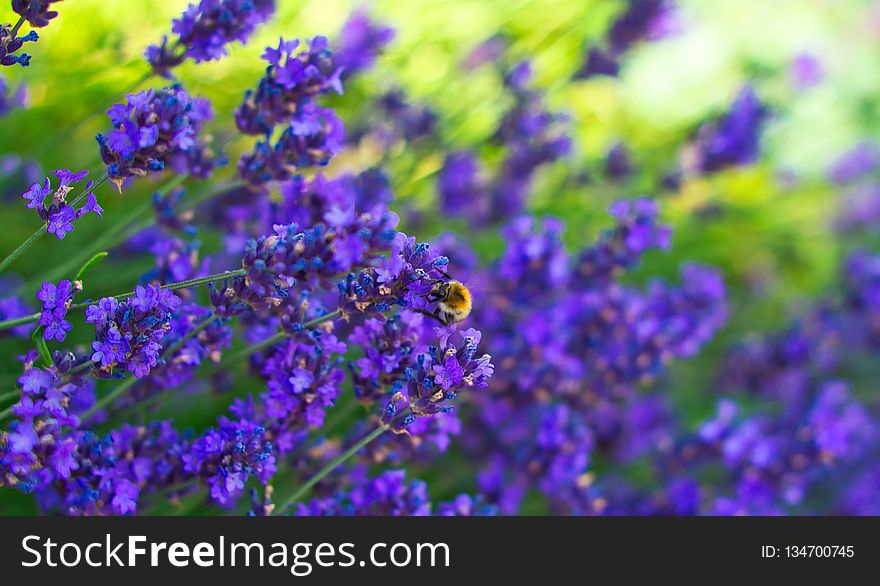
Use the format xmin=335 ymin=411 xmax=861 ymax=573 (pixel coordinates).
xmin=83 ymin=377 xmax=137 ymax=420
xmin=0 ymin=269 xmax=245 ymax=331
xmin=66 ymin=360 xmax=95 ymax=377
xmin=70 ymin=268 xmax=247 ymax=309
xmin=275 ymin=423 xmax=389 ymax=514
xmin=83 ymin=313 xmax=221 ymax=419
xmin=0 ymin=405 xmax=11 ymax=421
xmin=323 ymin=398 xmax=361 ymax=434
xmin=69 ymin=173 xmax=110 ymax=208
xmin=0 ymin=311 xmax=41 ymax=331
xmin=9 ymin=15 xmax=25 ymax=38
xmin=0 ymin=173 xmax=109 ymax=274
xmin=0 ymin=225 xmax=49 ymax=275
xmin=0 ymin=389 xmax=20 ymax=403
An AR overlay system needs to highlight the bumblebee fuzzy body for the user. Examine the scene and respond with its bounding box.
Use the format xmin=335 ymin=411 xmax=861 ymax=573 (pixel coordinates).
xmin=432 ymin=280 xmax=473 ymax=324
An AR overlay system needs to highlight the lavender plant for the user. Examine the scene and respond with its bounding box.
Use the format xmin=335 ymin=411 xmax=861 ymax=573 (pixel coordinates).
xmin=0 ymin=0 xmax=878 ymax=517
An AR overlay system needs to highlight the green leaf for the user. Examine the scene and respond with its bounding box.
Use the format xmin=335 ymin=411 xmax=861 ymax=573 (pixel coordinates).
xmin=74 ymin=251 xmax=109 ymax=283
xmin=31 ymin=327 xmax=53 ymax=368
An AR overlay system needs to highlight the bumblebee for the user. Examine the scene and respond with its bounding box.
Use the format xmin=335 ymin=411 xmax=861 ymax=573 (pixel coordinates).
xmin=421 ymin=275 xmax=473 ymax=324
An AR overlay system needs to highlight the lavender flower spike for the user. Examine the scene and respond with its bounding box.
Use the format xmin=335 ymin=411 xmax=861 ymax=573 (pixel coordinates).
xmin=36 ymin=279 xmax=78 ymax=342
xmin=146 ymin=0 xmax=277 ymax=77
xmin=12 ymin=1 xmax=63 ymax=28
xmin=87 ymin=285 xmax=182 ymax=378
xmin=96 ymin=85 xmax=215 ymax=191
xmin=382 ymin=326 xmax=494 ymax=433
xmin=0 ymin=24 xmax=39 ymax=68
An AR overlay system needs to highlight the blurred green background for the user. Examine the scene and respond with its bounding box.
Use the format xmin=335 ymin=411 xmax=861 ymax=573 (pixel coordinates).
xmin=1 ymin=0 xmax=878 ymax=513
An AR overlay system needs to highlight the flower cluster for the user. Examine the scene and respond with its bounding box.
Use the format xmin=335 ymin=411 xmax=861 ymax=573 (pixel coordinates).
xmin=378 ymin=89 xmax=437 ymax=142
xmin=337 ymin=231 xmax=452 ymax=317
xmin=212 ymin=200 xmax=398 ymax=325
xmin=477 ymin=404 xmax=594 ymax=513
xmin=39 ymin=421 xmax=187 ymax=515
xmin=444 ymin=199 xmax=727 ymax=513
xmin=12 ymin=0 xmax=62 ymax=28
xmin=577 ymin=198 xmax=672 ymax=284
xmin=0 ymin=24 xmax=37 ymax=67
xmin=184 ymin=413 xmax=276 ymax=506
xmin=556 ymin=247 xmax=880 ymax=515
xmin=87 ymin=285 xmax=182 ymax=378
xmin=272 ymin=169 xmax=396 ymax=234
xmin=21 ymin=168 xmax=102 ymax=239
xmin=382 ymin=326 xmax=494 ymax=433
xmin=257 ymin=330 xmax=346 ymax=430
xmin=829 ymin=141 xmax=879 ymax=186
xmin=36 ymin=279 xmax=78 ymax=342
xmin=0 ymin=352 xmax=93 ymax=495
xmin=294 ymin=469 xmax=431 ymax=516
xmin=214 ymin=226 xmax=360 ymax=320
xmin=348 ymin=313 xmax=427 ymax=404
xmin=235 ymin=37 xmax=342 ymax=136
xmin=146 ymin=0 xmax=276 ymax=77
xmin=342 ymin=312 xmax=469 ymax=461
xmin=183 ymin=323 xmax=347 ymax=507
xmin=119 ymin=305 xmax=232 ymax=410
xmin=334 ymin=8 xmax=394 ymax=80
xmin=574 ymin=0 xmax=675 ymax=79
xmin=235 ymin=36 xmax=344 ymax=187
xmin=237 ymin=104 xmax=345 ymax=185
xmin=97 ymin=85 xmax=215 ymax=190
xmin=691 ymin=85 xmax=767 ymax=174
xmin=657 ymin=381 xmax=877 ymax=515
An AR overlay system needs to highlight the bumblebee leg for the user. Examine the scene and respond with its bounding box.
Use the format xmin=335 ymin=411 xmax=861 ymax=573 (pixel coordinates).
xmin=410 ymin=308 xmax=446 ymax=324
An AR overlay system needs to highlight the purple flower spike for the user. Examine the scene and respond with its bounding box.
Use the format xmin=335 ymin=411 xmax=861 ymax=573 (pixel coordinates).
xmin=238 ymin=106 xmax=345 ymax=186
xmin=382 ymin=326 xmax=495 ymax=433
xmin=1 ymin=25 xmax=40 ymax=69
xmin=12 ymin=0 xmax=62 ymax=28
xmin=146 ymin=0 xmax=277 ymax=77
xmin=234 ymin=36 xmax=343 ymax=136
xmin=694 ymin=85 xmax=767 ymax=174
xmin=97 ymin=85 xmax=216 ymax=190
xmin=87 ymin=285 xmax=181 ymax=378
xmin=334 ymin=8 xmax=395 ymax=79
xmin=36 ymin=280 xmax=76 ymax=342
